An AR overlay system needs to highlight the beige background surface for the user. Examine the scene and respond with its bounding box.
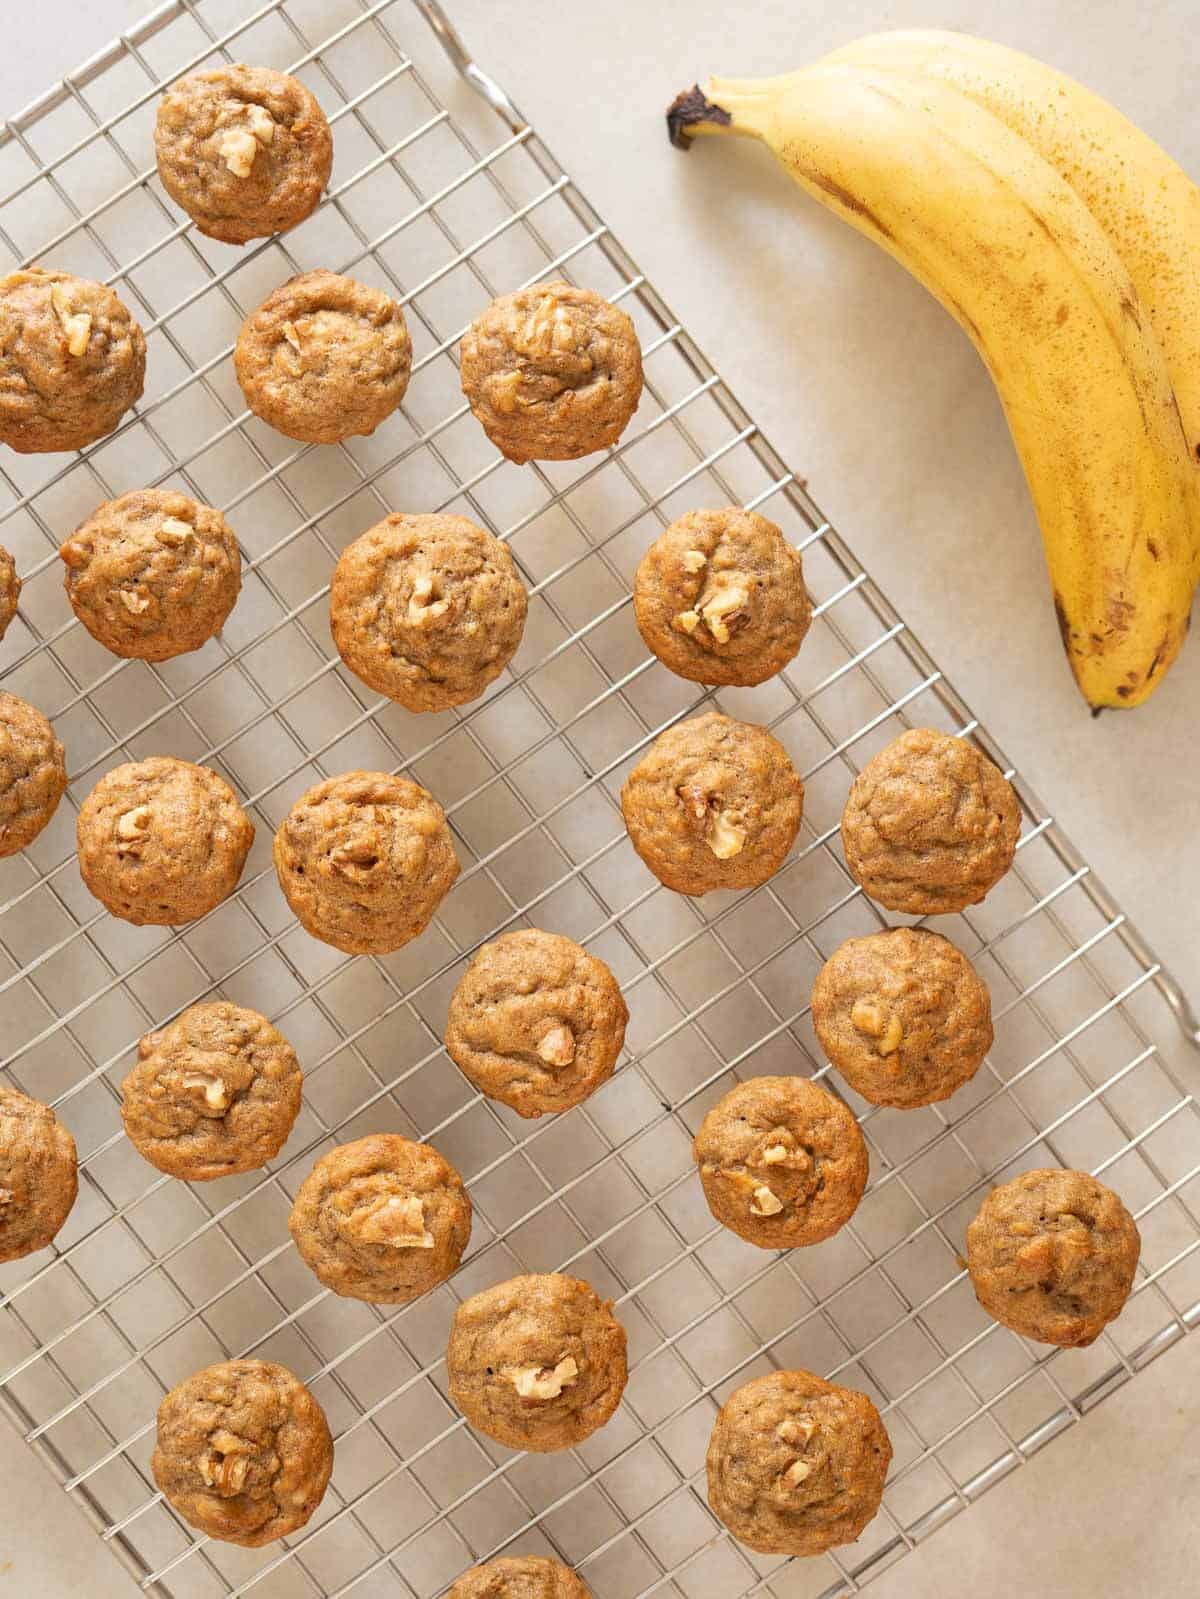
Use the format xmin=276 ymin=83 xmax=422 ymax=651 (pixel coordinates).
xmin=1 ymin=0 xmax=1198 ymax=1594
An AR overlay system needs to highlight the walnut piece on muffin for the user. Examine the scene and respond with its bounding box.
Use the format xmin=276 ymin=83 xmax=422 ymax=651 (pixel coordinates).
xmin=706 ymin=1368 xmax=891 ymax=1555
xmin=966 ymin=1168 xmax=1140 ymax=1346
xmin=151 ymin=1359 xmax=332 ymax=1546
xmin=273 ymin=770 xmax=458 ymax=955
xmin=330 ymin=513 xmax=528 ymax=711
xmin=77 ymin=756 xmax=254 ymax=925
xmin=621 ymin=711 xmax=803 ymax=895
xmin=444 ymin=928 xmax=628 ymax=1117
xmin=0 ymin=268 xmax=145 ymax=454
xmin=235 ymin=270 xmax=412 ymax=443
xmin=841 ymin=727 xmax=1020 ymax=915
xmin=460 ymin=281 xmax=643 ymax=463
xmin=155 ymin=64 xmax=332 ymax=244
xmin=289 ymin=1133 xmax=471 ymax=1302
xmin=693 ymin=1075 xmax=867 ymax=1248
xmin=634 ymin=507 xmax=812 ymax=686
xmin=812 ymin=926 xmax=992 ymax=1109
xmin=448 ymin=1272 xmax=627 ymax=1452
xmin=0 ymin=691 xmax=67 ymax=858
xmin=122 ymin=1002 xmax=302 ymax=1180
xmin=0 ymin=1084 xmax=77 ymax=1263
xmin=60 ymin=488 xmax=241 ymax=662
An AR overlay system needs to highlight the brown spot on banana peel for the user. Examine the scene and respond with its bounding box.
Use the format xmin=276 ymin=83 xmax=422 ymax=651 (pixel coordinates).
xmin=666 ymin=86 xmax=732 ymax=148
xmin=805 ymin=171 xmax=894 ymax=240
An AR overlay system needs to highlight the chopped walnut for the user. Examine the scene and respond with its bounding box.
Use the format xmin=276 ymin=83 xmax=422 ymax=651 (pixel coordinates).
xmin=707 ymin=809 xmax=746 ymax=860
xmin=331 ymin=839 xmax=379 ymax=871
xmin=777 ymin=1415 xmax=815 ymax=1446
xmin=116 ymin=805 xmax=152 ymax=855
xmin=782 ymin=1458 xmax=812 ymax=1488
xmin=680 ymin=549 xmax=707 ymax=574
xmin=878 ymin=1013 xmax=903 ymax=1056
xmin=244 ymin=104 xmax=276 ymax=146
xmin=282 ymin=321 xmax=303 ymax=352
xmin=198 ymin=1430 xmax=253 ymax=1495
xmin=851 ymin=1000 xmax=884 ymax=1038
xmin=156 ymin=517 xmax=192 ymax=547
xmin=0 ymin=1186 xmax=13 ymax=1211
xmin=502 ymin=1355 xmax=579 ymax=1400
xmin=489 ymin=369 xmax=523 ymax=415
xmin=750 ymin=1184 xmax=784 ymax=1217
xmin=407 ymin=573 xmax=450 ymax=627
xmin=760 ymin=1142 xmax=790 ymax=1165
xmin=700 ymin=580 xmax=750 ymax=644
xmin=353 ymin=1193 xmax=435 ymax=1250
xmin=673 ymin=609 xmax=701 ymax=635
xmin=677 ymin=783 xmax=710 ymax=824
xmin=537 ymin=1023 xmax=576 ymax=1067
xmin=219 ymin=126 xmax=261 ymax=178
xmin=182 ymin=1072 xmax=231 ymax=1113
xmin=50 ymin=283 xmax=92 ymax=357
xmin=119 ymin=588 xmax=151 ymax=614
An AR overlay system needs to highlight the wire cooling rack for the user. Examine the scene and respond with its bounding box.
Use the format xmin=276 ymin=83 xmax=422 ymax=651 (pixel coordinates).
xmin=0 ymin=2 xmax=1198 ymax=1596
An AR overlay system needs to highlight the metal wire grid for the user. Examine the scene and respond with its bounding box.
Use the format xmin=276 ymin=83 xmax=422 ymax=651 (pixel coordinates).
xmin=0 ymin=2 xmax=1195 ymax=1596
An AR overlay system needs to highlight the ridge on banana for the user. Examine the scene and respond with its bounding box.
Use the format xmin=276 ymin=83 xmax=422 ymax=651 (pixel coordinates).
xmin=666 ymin=53 xmax=1200 ymax=711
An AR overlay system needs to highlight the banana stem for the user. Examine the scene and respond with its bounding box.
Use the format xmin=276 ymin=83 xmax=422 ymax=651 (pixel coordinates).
xmin=666 ymin=81 xmax=772 ymax=147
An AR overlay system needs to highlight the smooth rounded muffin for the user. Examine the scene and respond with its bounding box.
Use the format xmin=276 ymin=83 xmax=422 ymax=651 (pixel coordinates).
xmin=155 ymin=64 xmax=332 ymax=244
xmin=693 ymin=1075 xmax=867 ymax=1248
xmin=812 ymin=927 xmax=992 ymax=1109
xmin=460 ymin=281 xmax=643 ymax=463
xmin=448 ymin=1273 xmax=627 ymax=1452
xmin=0 ymin=1084 xmax=77 ymax=1263
xmin=235 ymin=270 xmax=412 ymax=443
xmin=330 ymin=513 xmax=528 ymax=711
xmin=151 ymin=1358 xmax=332 ymax=1547
xmin=289 ymin=1133 xmax=471 ymax=1303
xmin=444 ymin=929 xmax=628 ymax=1118
xmin=966 ymin=1168 xmax=1141 ymax=1347
xmin=60 ymin=488 xmax=241 ymax=661
xmin=448 ymin=1556 xmax=593 ymax=1599
xmin=0 ymin=268 xmax=145 ymax=453
xmin=634 ymin=507 xmax=812 ymax=686
xmin=706 ymin=1369 xmax=892 ymax=1556
xmin=0 ymin=692 xmax=67 ymax=857
xmin=841 ymin=728 xmax=1020 ymax=915
xmin=122 ymin=1002 xmax=302 ymax=1180
xmin=77 ymin=757 xmax=254 ymax=925
xmin=0 ymin=545 xmax=20 ymax=640
xmin=621 ymin=712 xmax=803 ymax=895
xmin=273 ymin=770 xmax=458 ymax=955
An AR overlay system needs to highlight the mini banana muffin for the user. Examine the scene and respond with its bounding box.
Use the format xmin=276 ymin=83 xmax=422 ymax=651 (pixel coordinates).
xmin=842 ymin=728 xmax=1020 ymax=915
xmin=621 ymin=712 xmax=803 ymax=896
xmin=77 ymin=757 xmax=255 ymax=925
xmin=151 ymin=1358 xmax=333 ymax=1547
xmin=0 ymin=692 xmax=67 ymax=857
xmin=273 ymin=770 xmax=458 ymax=955
xmin=706 ymin=1369 xmax=892 ymax=1556
xmin=122 ymin=1002 xmax=302 ymax=1180
xmin=0 ymin=1084 xmax=77 ymax=1263
xmin=60 ymin=489 xmax=241 ymax=662
xmin=693 ymin=1075 xmax=867 ymax=1249
xmin=812 ymin=927 xmax=992 ymax=1109
xmin=330 ymin=513 xmax=528 ymax=711
xmin=448 ymin=1272 xmax=628 ymax=1453
xmin=966 ymin=1168 xmax=1141 ymax=1347
xmin=235 ymin=270 xmax=412 ymax=443
xmin=0 ymin=545 xmax=20 ymax=640
xmin=460 ymin=281 xmax=643 ymax=463
xmin=0 ymin=268 xmax=146 ymax=453
xmin=155 ymin=65 xmax=333 ymax=244
xmin=444 ymin=929 xmax=628 ymax=1118
xmin=634 ymin=508 xmax=812 ymax=686
xmin=289 ymin=1133 xmax=471 ymax=1303
xmin=449 ymin=1557 xmax=593 ymax=1599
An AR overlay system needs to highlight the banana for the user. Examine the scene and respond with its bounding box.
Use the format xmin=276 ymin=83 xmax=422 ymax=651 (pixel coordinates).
xmin=667 ymin=62 xmax=1199 ymax=709
xmin=816 ymin=30 xmax=1200 ymax=478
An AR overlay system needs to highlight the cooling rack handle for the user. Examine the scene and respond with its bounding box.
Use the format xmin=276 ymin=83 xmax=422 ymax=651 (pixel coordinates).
xmin=412 ymin=0 xmax=527 ymax=132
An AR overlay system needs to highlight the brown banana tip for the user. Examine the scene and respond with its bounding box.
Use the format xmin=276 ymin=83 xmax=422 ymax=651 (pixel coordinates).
xmin=666 ymin=85 xmax=731 ymax=148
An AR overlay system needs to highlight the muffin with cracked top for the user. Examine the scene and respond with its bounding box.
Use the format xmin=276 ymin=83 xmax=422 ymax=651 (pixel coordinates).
xmin=460 ymin=281 xmax=643 ymax=463
xmin=0 ymin=691 xmax=66 ymax=857
xmin=0 ymin=1084 xmax=77 ymax=1263
xmin=155 ymin=64 xmax=332 ymax=244
xmin=448 ymin=1556 xmax=592 ymax=1599
xmin=634 ymin=507 xmax=811 ymax=686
